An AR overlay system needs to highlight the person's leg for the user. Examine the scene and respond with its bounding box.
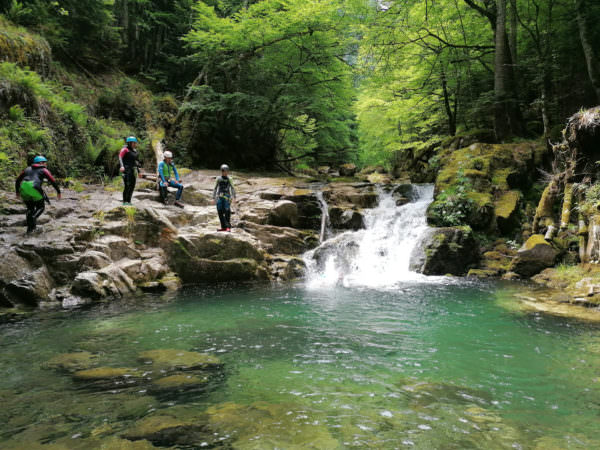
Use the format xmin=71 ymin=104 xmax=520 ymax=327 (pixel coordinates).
xmin=159 ymin=181 xmax=168 ymax=204
xmin=32 ymin=200 xmax=45 ymax=219
xmin=25 ymin=201 xmax=35 ymax=233
xmin=223 ymin=198 xmax=231 ymax=229
xmin=217 ymin=198 xmax=227 ymax=230
xmin=170 ymin=181 xmax=184 ymax=201
xmin=127 ymin=172 xmax=137 ymax=203
xmin=122 ymin=173 xmax=129 ymax=203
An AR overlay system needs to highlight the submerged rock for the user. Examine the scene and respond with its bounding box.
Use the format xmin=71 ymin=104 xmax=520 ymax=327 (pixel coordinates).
xmin=409 ymin=227 xmax=479 ymax=275
xmin=206 ymin=401 xmax=338 ymax=449
xmin=73 ymin=367 xmax=142 ymax=381
xmin=138 ymin=349 xmax=221 ymax=370
xmin=151 ymin=374 xmax=209 ymax=390
xmin=122 ymin=414 xmax=213 ymax=447
xmin=43 ymin=351 xmax=98 ymax=372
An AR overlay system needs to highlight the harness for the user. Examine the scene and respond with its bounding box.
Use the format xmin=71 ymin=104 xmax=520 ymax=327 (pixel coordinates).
xmin=218 ymin=177 xmax=231 ymax=199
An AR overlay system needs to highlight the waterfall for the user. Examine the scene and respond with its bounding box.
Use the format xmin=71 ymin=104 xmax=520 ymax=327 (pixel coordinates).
xmin=315 ymin=190 xmax=330 ymax=243
xmin=304 ymin=184 xmax=435 ymax=289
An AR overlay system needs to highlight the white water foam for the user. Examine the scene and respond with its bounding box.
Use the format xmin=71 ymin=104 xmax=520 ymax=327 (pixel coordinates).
xmin=305 ymin=184 xmax=438 ymax=289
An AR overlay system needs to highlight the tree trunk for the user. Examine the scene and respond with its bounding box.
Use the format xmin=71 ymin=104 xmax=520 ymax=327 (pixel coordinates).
xmin=494 ymin=0 xmax=511 ymax=141
xmin=575 ymin=0 xmax=600 ymax=102
xmin=509 ymin=0 xmax=517 ymax=65
xmin=441 ymin=70 xmax=457 ymax=135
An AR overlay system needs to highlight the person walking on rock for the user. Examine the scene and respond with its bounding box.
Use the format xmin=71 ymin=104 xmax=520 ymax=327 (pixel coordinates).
xmin=119 ymin=136 xmax=142 ymax=206
xmin=213 ymin=164 xmax=236 ymax=232
xmin=15 ymin=156 xmax=61 ymax=234
xmin=158 ymin=151 xmax=184 ymax=208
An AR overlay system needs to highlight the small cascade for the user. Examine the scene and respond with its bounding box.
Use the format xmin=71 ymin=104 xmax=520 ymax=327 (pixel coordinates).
xmin=315 ymin=190 xmax=330 ymax=243
xmin=305 ymin=184 xmax=435 ymax=289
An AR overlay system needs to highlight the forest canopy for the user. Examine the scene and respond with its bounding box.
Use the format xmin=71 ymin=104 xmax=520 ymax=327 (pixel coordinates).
xmin=1 ymin=0 xmax=599 ymax=171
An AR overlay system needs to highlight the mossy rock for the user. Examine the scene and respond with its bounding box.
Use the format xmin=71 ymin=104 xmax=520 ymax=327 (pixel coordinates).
xmin=206 ymin=401 xmax=338 ymax=449
xmin=509 ymin=234 xmax=558 ymax=277
xmin=494 ymin=190 xmax=521 ymax=234
xmin=43 ymin=351 xmax=98 ymax=372
xmin=138 ymin=349 xmax=221 ymax=370
xmin=122 ymin=414 xmax=214 ymax=447
xmin=467 ymin=269 xmax=499 ymax=278
xmin=73 ymin=367 xmax=141 ymax=381
xmin=152 ymin=374 xmax=209 ymax=390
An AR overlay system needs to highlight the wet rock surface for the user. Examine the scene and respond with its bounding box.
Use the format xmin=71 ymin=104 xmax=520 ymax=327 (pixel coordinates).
xmin=409 ymin=226 xmax=479 ymax=276
xmin=0 ymin=172 xmax=389 ymax=308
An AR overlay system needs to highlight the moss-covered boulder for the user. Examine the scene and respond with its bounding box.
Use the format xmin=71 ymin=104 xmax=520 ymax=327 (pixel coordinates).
xmin=73 ymin=367 xmax=142 ymax=381
xmin=138 ymin=349 xmax=221 ymax=371
xmin=151 ymin=374 xmax=209 ymax=391
xmin=409 ymin=227 xmax=479 ymax=275
xmin=509 ymin=234 xmax=559 ymax=277
xmin=495 ymin=190 xmax=521 ymax=234
xmin=430 ymin=141 xmax=545 ymax=232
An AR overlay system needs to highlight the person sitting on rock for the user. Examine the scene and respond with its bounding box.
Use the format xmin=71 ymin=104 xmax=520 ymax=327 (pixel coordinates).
xmin=15 ymin=155 xmax=61 ymax=234
xmin=158 ymin=151 xmax=184 ymax=208
xmin=213 ymin=164 xmax=236 ymax=232
xmin=119 ymin=136 xmax=142 ymax=206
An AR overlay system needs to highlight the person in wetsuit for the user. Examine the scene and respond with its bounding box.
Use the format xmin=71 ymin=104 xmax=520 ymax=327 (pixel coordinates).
xmin=158 ymin=151 xmax=184 ymax=208
xmin=15 ymin=156 xmax=61 ymax=234
xmin=119 ymin=136 xmax=142 ymax=205
xmin=213 ymin=164 xmax=236 ymax=232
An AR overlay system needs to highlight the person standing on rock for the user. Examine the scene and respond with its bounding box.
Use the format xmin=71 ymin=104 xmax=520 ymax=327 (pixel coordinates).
xmin=119 ymin=136 xmax=142 ymax=206
xmin=213 ymin=164 xmax=236 ymax=232
xmin=15 ymin=156 xmax=61 ymax=234
xmin=158 ymin=151 xmax=184 ymax=208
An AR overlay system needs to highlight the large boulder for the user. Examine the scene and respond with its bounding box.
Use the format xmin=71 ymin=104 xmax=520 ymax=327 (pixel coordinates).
xmin=339 ymin=163 xmax=357 ymax=177
xmin=328 ymin=207 xmax=365 ymax=230
xmin=509 ymin=234 xmax=558 ymax=277
xmin=409 ymin=227 xmax=479 ymax=275
xmin=4 ymin=266 xmax=54 ymax=306
xmin=168 ymin=232 xmax=268 ymax=283
xmin=267 ymin=200 xmax=299 ymax=228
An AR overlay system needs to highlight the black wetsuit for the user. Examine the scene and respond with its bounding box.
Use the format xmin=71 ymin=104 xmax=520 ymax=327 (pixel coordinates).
xmin=15 ymin=164 xmax=61 ymax=233
xmin=119 ymin=145 xmax=141 ymax=203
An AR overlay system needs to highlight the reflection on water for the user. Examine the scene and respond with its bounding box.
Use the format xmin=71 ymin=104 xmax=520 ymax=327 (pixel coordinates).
xmin=1 ymin=282 xmax=600 ymax=448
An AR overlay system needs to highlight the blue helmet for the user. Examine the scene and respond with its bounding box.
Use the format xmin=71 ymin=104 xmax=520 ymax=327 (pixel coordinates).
xmin=33 ymin=156 xmax=47 ymax=164
xmin=126 ymin=136 xmax=138 ymax=143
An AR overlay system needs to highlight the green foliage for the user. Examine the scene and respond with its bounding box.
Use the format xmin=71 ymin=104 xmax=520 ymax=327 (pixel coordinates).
xmin=578 ymin=183 xmax=600 ymax=217
xmin=178 ymin=0 xmax=357 ymax=169
xmin=0 ymin=62 xmax=141 ymax=181
xmin=428 ymin=172 xmax=476 ymax=226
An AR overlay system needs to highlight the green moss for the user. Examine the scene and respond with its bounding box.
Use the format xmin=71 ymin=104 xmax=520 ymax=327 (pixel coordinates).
xmin=495 ymin=191 xmax=520 ymax=219
xmin=524 ymin=234 xmax=550 ymax=250
xmin=0 ymin=16 xmax=51 ymax=75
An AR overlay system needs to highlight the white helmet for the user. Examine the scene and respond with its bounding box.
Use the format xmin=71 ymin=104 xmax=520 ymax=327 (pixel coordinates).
xmin=220 ymin=164 xmax=230 ymax=171
xmin=163 ymin=151 xmax=173 ymax=159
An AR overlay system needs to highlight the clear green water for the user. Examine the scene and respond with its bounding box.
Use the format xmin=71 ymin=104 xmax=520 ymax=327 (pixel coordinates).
xmin=1 ymin=281 xmax=600 ymax=449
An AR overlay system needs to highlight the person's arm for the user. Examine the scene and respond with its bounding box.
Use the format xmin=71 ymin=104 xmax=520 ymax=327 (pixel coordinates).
xmin=213 ymin=177 xmax=219 ymax=201
xmin=158 ymin=162 xmax=167 ymax=183
xmin=229 ymin=178 xmax=236 ymax=200
xmin=15 ymin=170 xmax=25 ymax=195
xmin=43 ymin=168 xmax=61 ymax=199
xmin=119 ymin=148 xmax=128 ymax=173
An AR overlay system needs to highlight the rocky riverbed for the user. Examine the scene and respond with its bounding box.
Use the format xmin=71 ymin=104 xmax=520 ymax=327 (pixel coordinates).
xmin=0 ymin=171 xmax=396 ymax=312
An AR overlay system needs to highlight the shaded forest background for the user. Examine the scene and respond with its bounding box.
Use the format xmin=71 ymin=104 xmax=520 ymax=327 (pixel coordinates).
xmin=0 ymin=0 xmax=599 ymax=176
